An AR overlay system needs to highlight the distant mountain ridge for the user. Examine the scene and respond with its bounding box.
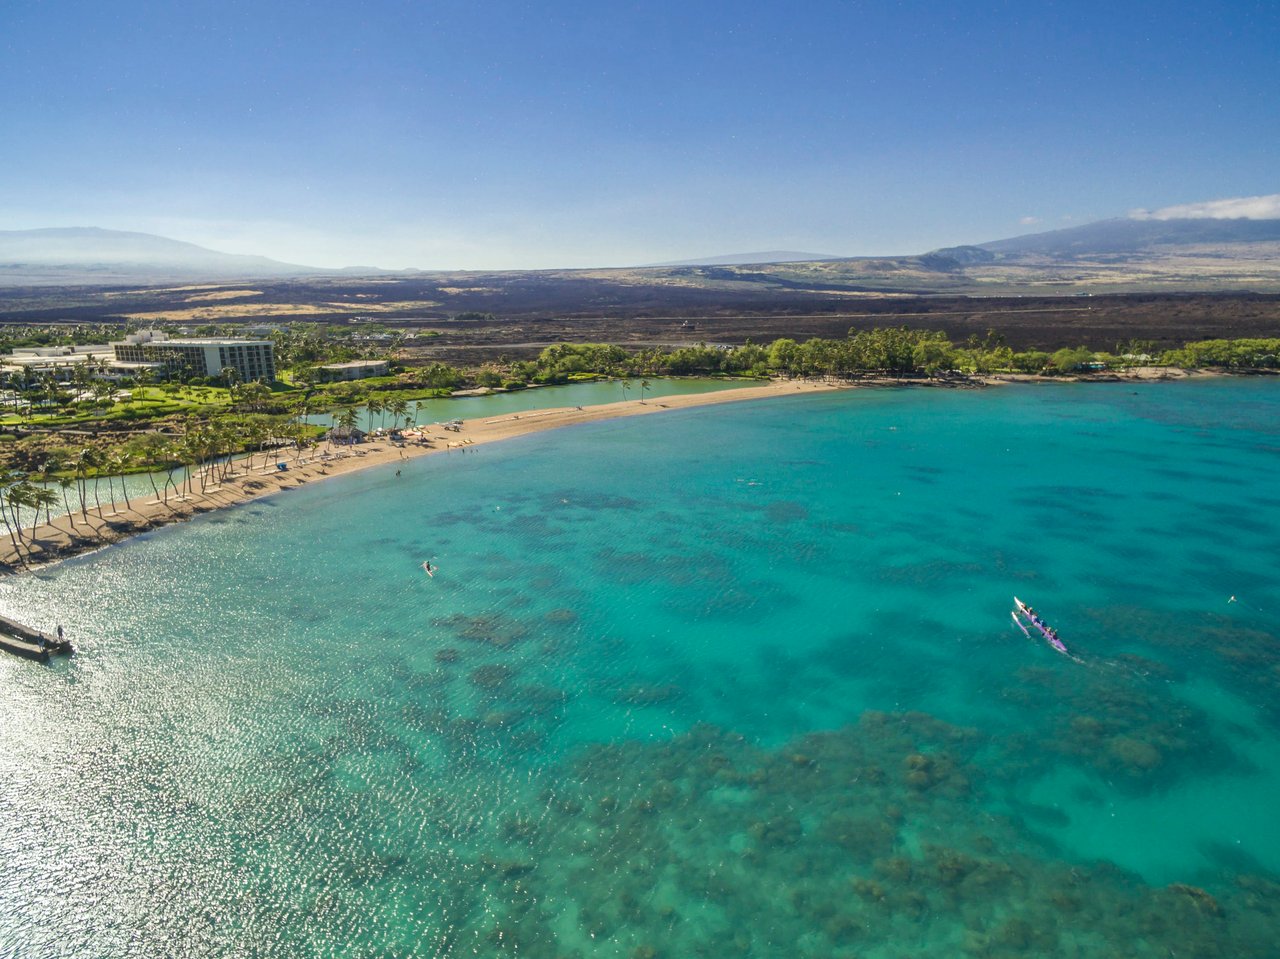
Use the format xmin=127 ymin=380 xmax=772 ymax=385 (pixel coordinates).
xmin=0 ymin=227 xmax=328 ymax=285
xmin=3 ymin=216 xmax=1279 ymax=291
xmin=974 ymin=217 xmax=1280 ymax=258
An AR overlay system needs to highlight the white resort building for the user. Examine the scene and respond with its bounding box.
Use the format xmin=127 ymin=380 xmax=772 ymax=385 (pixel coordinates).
xmin=111 ymin=331 xmax=276 ymax=382
xmin=1 ymin=343 xmax=116 ymax=380
xmin=316 ymin=359 xmax=389 ymax=382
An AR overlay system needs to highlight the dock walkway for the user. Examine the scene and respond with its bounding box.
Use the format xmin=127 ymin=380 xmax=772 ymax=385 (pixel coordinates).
xmin=0 ymin=613 xmax=71 ymax=663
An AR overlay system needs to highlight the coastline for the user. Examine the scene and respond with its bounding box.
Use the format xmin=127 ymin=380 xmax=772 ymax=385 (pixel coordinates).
xmin=0 ymin=367 xmax=1235 ymax=575
xmin=0 ymin=379 xmax=840 ymax=574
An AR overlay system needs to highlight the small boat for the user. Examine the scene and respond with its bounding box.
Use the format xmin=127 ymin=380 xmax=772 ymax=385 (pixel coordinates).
xmin=1013 ymin=597 xmax=1072 ymax=658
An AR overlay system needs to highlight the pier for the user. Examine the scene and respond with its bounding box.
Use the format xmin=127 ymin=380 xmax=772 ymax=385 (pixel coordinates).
xmin=0 ymin=613 xmax=72 ymax=663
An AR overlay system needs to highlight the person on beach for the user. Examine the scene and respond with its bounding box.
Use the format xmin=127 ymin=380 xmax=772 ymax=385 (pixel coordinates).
xmin=57 ymin=625 xmax=64 ymax=641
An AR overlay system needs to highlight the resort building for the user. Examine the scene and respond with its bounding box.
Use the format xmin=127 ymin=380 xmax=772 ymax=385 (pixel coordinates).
xmin=111 ymin=331 xmax=277 ymax=382
xmin=316 ymin=359 xmax=389 ymax=382
xmin=1 ymin=344 xmax=116 ymax=381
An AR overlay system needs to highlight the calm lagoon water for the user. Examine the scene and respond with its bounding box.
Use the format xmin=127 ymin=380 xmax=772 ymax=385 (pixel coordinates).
xmin=2 ymin=378 xmax=1279 ymax=958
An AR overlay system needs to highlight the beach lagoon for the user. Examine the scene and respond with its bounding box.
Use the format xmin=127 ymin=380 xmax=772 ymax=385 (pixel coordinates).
xmin=2 ymin=378 xmax=1279 ymax=958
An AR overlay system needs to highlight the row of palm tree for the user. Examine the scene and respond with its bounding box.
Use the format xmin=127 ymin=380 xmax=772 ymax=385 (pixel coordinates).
xmin=364 ymin=395 xmax=415 ymax=431
xmin=0 ymin=410 xmax=325 ymax=566
xmin=0 ymin=469 xmax=61 ymax=564
xmin=619 ymin=378 xmax=653 ymax=403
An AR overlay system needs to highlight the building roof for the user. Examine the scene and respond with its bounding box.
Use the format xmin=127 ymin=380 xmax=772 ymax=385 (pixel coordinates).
xmin=319 ymin=360 xmax=389 ymax=369
xmin=140 ymin=338 xmax=274 ymax=347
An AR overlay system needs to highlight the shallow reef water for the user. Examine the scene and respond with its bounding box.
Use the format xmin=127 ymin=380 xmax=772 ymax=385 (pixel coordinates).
xmin=2 ymin=379 xmax=1279 ymax=958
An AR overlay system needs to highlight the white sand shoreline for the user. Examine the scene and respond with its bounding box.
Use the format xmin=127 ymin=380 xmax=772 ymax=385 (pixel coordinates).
xmin=0 ymin=379 xmax=841 ymax=573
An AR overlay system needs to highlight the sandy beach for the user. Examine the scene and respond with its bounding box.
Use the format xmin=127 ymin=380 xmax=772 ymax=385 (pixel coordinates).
xmin=0 ymin=379 xmax=842 ymax=573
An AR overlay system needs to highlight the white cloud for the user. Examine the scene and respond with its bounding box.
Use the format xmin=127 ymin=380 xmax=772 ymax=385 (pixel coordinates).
xmin=1019 ymin=216 xmax=1041 ymax=225
xmin=1130 ymin=193 xmax=1280 ymax=221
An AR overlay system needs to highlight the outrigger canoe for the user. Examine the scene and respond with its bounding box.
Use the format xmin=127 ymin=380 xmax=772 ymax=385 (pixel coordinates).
xmin=1013 ymin=597 xmax=1072 ymax=658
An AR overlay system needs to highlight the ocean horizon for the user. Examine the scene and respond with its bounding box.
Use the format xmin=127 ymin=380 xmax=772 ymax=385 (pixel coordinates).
xmin=3 ymin=378 xmax=1279 ymax=958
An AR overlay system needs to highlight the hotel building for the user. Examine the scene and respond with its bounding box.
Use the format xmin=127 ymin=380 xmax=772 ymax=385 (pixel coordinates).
xmin=112 ymin=331 xmax=276 ymax=382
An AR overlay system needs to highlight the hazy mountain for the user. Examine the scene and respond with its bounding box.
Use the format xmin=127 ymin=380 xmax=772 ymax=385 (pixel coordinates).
xmin=645 ymin=251 xmax=844 ymax=267
xmin=4 ymin=215 xmax=1279 ymax=294
xmin=0 ymin=227 xmax=327 ymax=285
xmin=977 ymin=217 xmax=1280 ymax=258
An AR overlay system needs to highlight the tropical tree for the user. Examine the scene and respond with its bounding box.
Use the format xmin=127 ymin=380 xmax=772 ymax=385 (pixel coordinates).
xmin=3 ymin=485 xmax=31 ymax=563
xmin=28 ymin=487 xmax=59 ymax=539
xmin=332 ymin=407 xmax=360 ymax=449
xmin=0 ymin=470 xmax=26 ymax=560
xmin=388 ymin=398 xmax=409 ymax=430
xmin=1050 ymin=346 xmax=1095 ymax=373
xmin=76 ymin=447 xmax=106 ymax=519
xmin=57 ymin=477 xmax=78 ymax=528
xmin=110 ymin=450 xmax=134 ymax=512
xmin=367 ymin=395 xmax=385 ymax=430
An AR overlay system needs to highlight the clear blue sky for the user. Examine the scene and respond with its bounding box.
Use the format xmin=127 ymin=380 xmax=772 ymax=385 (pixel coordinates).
xmin=1 ymin=0 xmax=1276 ymax=269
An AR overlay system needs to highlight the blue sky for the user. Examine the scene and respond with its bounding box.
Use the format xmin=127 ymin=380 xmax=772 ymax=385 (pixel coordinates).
xmin=1 ymin=0 xmax=1276 ymax=269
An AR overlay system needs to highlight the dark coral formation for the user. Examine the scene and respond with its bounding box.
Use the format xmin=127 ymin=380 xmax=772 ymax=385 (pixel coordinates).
xmin=432 ymin=712 xmax=1277 ymax=958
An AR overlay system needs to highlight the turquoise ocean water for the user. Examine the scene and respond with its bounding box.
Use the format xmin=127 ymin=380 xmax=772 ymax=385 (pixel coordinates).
xmin=2 ymin=379 xmax=1279 ymax=958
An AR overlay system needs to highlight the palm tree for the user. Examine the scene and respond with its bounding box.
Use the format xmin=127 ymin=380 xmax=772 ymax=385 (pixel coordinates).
xmin=640 ymin=379 xmax=651 ymax=404
xmin=162 ymin=439 xmax=186 ymax=504
xmin=135 ymin=438 xmax=167 ymax=505
xmin=91 ymin=380 xmax=114 ymax=408
xmin=366 ymin=395 xmax=385 ymax=431
xmin=57 ymin=477 xmax=77 ymax=528
xmin=334 ymin=407 xmax=360 ymax=449
xmin=221 ymin=366 xmax=241 ymax=390
xmin=73 ymin=449 xmax=91 ymax=522
xmin=620 ymin=378 xmax=631 ymax=402
xmin=74 ymin=447 xmax=106 ymax=520
xmin=4 ymin=480 xmax=39 ymax=563
xmin=100 ymin=452 xmax=118 ymax=513
xmin=0 ymin=470 xmax=24 ymax=560
xmin=28 ymin=487 xmax=59 ymax=541
xmin=389 ymin=398 xmax=409 ymax=430
xmin=110 ymin=451 xmax=134 ymax=512
xmin=38 ymin=454 xmax=73 ymax=529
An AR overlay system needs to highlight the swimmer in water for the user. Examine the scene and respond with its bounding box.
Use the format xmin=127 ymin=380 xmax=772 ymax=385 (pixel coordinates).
xmin=422 ymin=561 xmax=434 ymax=577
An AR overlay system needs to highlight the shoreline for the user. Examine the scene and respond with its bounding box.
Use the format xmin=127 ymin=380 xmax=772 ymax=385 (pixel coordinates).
xmin=0 ymin=379 xmax=840 ymax=574
xmin=0 ymin=367 xmax=1239 ymax=575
